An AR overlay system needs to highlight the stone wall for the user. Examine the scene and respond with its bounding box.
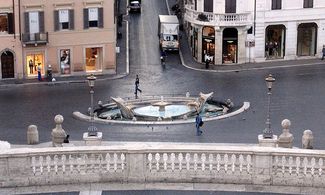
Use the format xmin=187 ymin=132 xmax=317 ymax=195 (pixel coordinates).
xmin=1 ymin=142 xmax=325 ymax=194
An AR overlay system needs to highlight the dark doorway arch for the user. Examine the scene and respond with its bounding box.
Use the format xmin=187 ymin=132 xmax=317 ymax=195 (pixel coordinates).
xmin=1 ymin=51 xmax=14 ymax=78
xmin=265 ymin=25 xmax=286 ymax=59
xmin=222 ymin=28 xmax=238 ymax=64
xmin=297 ymin=23 xmax=317 ymax=56
xmin=202 ymin=26 xmax=215 ymax=63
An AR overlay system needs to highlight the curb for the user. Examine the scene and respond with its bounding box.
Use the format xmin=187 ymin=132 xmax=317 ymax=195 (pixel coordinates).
xmin=72 ymin=102 xmax=250 ymax=125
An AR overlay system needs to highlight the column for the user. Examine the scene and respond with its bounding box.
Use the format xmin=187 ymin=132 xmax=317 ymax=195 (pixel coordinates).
xmin=214 ymin=26 xmax=223 ymax=65
xmin=237 ymin=27 xmax=246 ymax=64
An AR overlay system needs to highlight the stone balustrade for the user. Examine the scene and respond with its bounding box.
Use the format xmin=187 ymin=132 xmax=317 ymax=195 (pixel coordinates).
xmin=184 ymin=6 xmax=252 ymax=27
xmin=1 ymin=142 xmax=325 ymax=194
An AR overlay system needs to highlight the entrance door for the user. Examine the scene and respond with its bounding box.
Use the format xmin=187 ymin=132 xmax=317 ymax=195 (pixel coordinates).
xmin=297 ymin=23 xmax=317 ymax=56
xmin=1 ymin=51 xmax=14 ymax=78
xmin=225 ymin=0 xmax=236 ymax=13
xmin=222 ymin=28 xmax=238 ymax=64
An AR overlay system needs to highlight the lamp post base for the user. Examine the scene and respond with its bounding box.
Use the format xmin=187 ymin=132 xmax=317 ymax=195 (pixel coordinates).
xmin=258 ymin=134 xmax=278 ymax=147
xmin=83 ymin=132 xmax=103 ymax=146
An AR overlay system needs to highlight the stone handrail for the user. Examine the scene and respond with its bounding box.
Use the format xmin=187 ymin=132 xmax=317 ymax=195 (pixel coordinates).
xmin=1 ymin=142 xmax=325 ymax=194
xmin=184 ymin=6 xmax=252 ymax=27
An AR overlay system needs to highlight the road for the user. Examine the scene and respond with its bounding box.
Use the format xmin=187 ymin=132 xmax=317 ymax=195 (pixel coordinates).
xmin=1 ymin=0 xmax=325 ymax=152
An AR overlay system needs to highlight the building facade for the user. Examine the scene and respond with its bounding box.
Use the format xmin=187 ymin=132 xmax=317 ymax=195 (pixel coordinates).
xmin=0 ymin=0 xmax=116 ymax=80
xmin=183 ymin=0 xmax=325 ymax=65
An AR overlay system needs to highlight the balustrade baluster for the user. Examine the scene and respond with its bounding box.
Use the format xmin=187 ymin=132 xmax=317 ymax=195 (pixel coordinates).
xmin=121 ymin=153 xmax=125 ymax=170
xmin=106 ymin=153 xmax=111 ymax=171
xmin=171 ymin=153 xmax=176 ymax=171
xmin=224 ymin=154 xmax=228 ymax=172
xmin=185 ymin=153 xmax=191 ymax=170
xmin=163 ymin=153 xmax=168 ymax=170
xmin=239 ymin=155 xmax=244 ymax=173
xmin=148 ymin=153 xmax=153 ymax=171
xmin=155 ymin=153 xmax=160 ymax=170
xmin=113 ymin=153 xmax=118 ymax=171
xmin=318 ymin=158 xmax=323 ymax=176
xmin=194 ymin=153 xmax=198 ymax=171
xmin=295 ymin=157 xmax=300 ymax=175
xmin=209 ymin=154 xmax=213 ymax=171
xmin=178 ymin=153 xmax=183 ymax=170
xmin=231 ymin=154 xmax=236 ymax=173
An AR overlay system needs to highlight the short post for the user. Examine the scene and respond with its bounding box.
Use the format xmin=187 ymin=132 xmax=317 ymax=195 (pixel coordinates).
xmin=302 ymin=130 xmax=313 ymax=149
xmin=51 ymin=115 xmax=67 ymax=147
xmin=278 ymin=119 xmax=294 ymax=148
xmin=27 ymin=125 xmax=39 ymax=145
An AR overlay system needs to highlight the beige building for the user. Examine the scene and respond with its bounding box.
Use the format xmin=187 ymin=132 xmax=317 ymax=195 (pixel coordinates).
xmin=0 ymin=0 xmax=116 ymax=80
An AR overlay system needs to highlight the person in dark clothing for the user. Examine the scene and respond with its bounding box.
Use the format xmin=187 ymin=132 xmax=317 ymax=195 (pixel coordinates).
xmin=322 ymin=45 xmax=325 ymax=60
xmin=63 ymin=134 xmax=70 ymax=143
xmin=135 ymin=75 xmax=142 ymax=98
xmin=195 ymin=113 xmax=203 ymax=136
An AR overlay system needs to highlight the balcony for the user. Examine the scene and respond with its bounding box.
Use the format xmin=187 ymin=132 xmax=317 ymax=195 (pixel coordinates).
xmin=22 ymin=32 xmax=48 ymax=46
xmin=184 ymin=5 xmax=252 ymax=27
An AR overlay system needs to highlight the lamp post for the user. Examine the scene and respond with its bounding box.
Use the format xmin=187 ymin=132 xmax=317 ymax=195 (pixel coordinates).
xmin=87 ymin=74 xmax=97 ymax=136
xmin=263 ymin=74 xmax=275 ymax=139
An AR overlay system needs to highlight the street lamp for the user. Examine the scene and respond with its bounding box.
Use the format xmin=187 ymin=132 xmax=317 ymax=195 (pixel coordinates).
xmin=263 ymin=74 xmax=275 ymax=139
xmin=87 ymin=74 xmax=97 ymax=136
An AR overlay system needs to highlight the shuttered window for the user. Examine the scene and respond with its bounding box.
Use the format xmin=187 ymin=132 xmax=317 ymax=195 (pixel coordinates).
xmin=0 ymin=13 xmax=14 ymax=34
xmin=83 ymin=7 xmax=103 ymax=29
xmin=272 ymin=0 xmax=282 ymax=10
xmin=303 ymin=0 xmax=313 ymax=8
xmin=54 ymin=9 xmax=74 ymax=31
xmin=24 ymin=11 xmax=44 ymax=33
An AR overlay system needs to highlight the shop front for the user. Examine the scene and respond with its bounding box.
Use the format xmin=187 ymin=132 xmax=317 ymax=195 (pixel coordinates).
xmin=85 ymin=47 xmax=102 ymax=72
xmin=297 ymin=23 xmax=317 ymax=56
xmin=26 ymin=52 xmax=44 ymax=77
xmin=222 ymin=28 xmax=238 ymax=64
xmin=202 ymin=26 xmax=215 ymax=63
xmin=1 ymin=50 xmax=15 ymax=79
xmin=265 ymin=25 xmax=286 ymax=59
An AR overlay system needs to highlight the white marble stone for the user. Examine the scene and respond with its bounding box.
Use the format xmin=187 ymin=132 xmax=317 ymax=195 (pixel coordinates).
xmin=83 ymin=132 xmax=103 ymax=146
xmin=258 ymin=134 xmax=278 ymax=147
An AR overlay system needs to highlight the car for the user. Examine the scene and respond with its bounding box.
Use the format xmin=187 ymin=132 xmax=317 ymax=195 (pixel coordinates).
xmin=129 ymin=1 xmax=141 ymax=13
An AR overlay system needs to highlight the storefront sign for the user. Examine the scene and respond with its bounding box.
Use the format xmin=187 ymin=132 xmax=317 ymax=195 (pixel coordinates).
xmin=59 ymin=10 xmax=69 ymax=23
xmin=88 ymin=8 xmax=98 ymax=21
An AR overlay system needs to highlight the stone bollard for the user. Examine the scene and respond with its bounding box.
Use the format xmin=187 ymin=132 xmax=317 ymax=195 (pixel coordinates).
xmin=278 ymin=119 xmax=294 ymax=148
xmin=302 ymin=130 xmax=314 ymax=149
xmin=27 ymin=125 xmax=39 ymax=145
xmin=51 ymin=115 xmax=67 ymax=147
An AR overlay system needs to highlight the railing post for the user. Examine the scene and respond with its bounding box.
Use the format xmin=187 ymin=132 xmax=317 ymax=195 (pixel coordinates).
xmin=253 ymin=152 xmax=273 ymax=186
xmin=127 ymin=153 xmax=146 ymax=182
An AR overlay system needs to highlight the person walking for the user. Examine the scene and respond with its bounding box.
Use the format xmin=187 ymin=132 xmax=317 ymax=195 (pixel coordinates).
xmin=37 ymin=64 xmax=42 ymax=81
xmin=195 ymin=113 xmax=203 ymax=136
xmin=135 ymin=75 xmax=142 ymax=98
xmin=322 ymin=45 xmax=325 ymax=60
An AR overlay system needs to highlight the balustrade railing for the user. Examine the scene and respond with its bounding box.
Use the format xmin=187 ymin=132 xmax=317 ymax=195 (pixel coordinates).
xmin=1 ymin=142 xmax=325 ymax=194
xmin=184 ymin=7 xmax=252 ymax=26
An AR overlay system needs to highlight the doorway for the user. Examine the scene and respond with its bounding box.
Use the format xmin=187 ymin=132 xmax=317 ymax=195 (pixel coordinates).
xmin=202 ymin=26 xmax=215 ymax=63
xmin=85 ymin=47 xmax=102 ymax=72
xmin=297 ymin=23 xmax=317 ymax=56
xmin=222 ymin=28 xmax=238 ymax=64
xmin=1 ymin=51 xmax=14 ymax=78
xmin=265 ymin=25 xmax=286 ymax=59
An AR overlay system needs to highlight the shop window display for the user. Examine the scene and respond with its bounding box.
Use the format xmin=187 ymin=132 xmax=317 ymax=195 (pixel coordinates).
xmin=60 ymin=49 xmax=71 ymax=74
xmin=85 ymin=47 xmax=102 ymax=72
xmin=26 ymin=54 xmax=44 ymax=76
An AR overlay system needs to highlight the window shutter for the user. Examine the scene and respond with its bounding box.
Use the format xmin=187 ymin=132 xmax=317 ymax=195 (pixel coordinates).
xmin=69 ymin=10 xmax=74 ymax=30
xmin=24 ymin=12 xmax=30 ymax=33
xmin=39 ymin=11 xmax=45 ymax=33
xmin=7 ymin=13 xmax=15 ymax=34
xmin=54 ymin=10 xmax=59 ymax=31
xmin=98 ymin=8 xmax=103 ymax=28
xmin=83 ymin=8 xmax=89 ymax=29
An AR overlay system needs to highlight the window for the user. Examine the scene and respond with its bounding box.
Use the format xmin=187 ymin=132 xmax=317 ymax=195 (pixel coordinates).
xmin=54 ymin=9 xmax=74 ymax=31
xmin=83 ymin=7 xmax=103 ymax=29
xmin=225 ymin=0 xmax=236 ymax=13
xmin=0 ymin=13 xmax=14 ymax=34
xmin=272 ymin=0 xmax=282 ymax=10
xmin=204 ymin=0 xmax=213 ymax=12
xmin=24 ymin=11 xmax=45 ymax=33
xmin=303 ymin=0 xmax=313 ymax=8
